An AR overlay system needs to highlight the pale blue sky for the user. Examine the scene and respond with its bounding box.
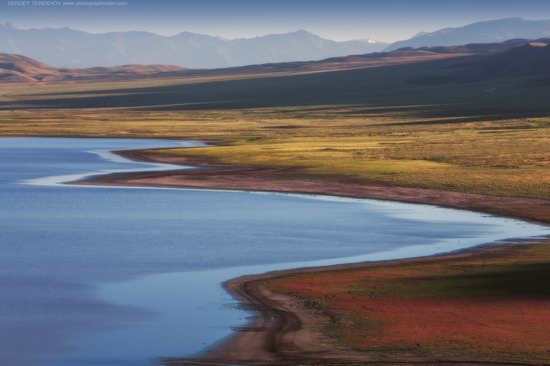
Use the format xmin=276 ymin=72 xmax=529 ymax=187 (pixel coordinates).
xmin=1 ymin=0 xmax=550 ymax=42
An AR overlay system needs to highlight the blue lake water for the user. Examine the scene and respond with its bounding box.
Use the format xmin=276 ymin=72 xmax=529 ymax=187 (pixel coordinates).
xmin=0 ymin=137 xmax=548 ymax=366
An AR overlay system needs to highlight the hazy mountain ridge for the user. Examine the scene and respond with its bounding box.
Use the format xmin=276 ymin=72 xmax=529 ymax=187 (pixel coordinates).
xmin=386 ymin=18 xmax=550 ymax=51
xmin=3 ymin=38 xmax=543 ymax=85
xmin=0 ymin=25 xmax=386 ymax=68
xmin=4 ymin=18 xmax=549 ymax=69
xmin=0 ymin=43 xmax=483 ymax=84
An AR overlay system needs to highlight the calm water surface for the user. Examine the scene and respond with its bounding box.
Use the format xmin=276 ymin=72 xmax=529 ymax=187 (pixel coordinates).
xmin=0 ymin=137 xmax=548 ymax=366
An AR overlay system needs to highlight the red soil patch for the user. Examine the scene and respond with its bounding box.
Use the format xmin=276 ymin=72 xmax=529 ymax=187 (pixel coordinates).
xmin=268 ymin=244 xmax=550 ymax=362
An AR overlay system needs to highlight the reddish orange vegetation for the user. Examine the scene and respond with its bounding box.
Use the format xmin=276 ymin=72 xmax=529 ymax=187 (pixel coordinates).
xmin=266 ymin=243 xmax=550 ymax=363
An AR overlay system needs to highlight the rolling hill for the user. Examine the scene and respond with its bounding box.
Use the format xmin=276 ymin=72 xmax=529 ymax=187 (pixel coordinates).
xmin=0 ymin=48 xmax=476 ymax=85
xmin=2 ymin=38 xmax=550 ymax=117
xmin=0 ymin=53 xmax=186 ymax=83
xmin=0 ymin=53 xmax=56 ymax=83
xmin=2 ymin=37 xmax=534 ymax=85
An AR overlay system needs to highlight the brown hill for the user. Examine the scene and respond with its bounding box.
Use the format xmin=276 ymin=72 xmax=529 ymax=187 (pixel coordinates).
xmin=0 ymin=53 xmax=60 ymax=82
xmin=0 ymin=54 xmax=187 ymax=84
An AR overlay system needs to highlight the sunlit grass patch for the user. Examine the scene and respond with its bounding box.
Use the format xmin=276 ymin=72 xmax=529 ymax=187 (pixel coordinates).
xmin=0 ymin=104 xmax=549 ymax=199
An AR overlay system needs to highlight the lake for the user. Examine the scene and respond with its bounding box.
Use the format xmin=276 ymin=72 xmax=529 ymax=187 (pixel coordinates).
xmin=0 ymin=137 xmax=548 ymax=366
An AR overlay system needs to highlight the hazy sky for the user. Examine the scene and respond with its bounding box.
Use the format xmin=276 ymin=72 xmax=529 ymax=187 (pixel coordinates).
xmin=2 ymin=0 xmax=550 ymax=42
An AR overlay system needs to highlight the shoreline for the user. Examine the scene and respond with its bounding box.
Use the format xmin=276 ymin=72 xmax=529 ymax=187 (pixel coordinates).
xmin=80 ymin=147 xmax=550 ymax=226
xmin=74 ymin=145 xmax=550 ymax=365
xmin=171 ymin=240 xmax=549 ymax=366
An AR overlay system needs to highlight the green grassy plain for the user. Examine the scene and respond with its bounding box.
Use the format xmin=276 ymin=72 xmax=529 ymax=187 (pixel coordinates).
xmin=0 ymin=55 xmax=549 ymax=199
xmin=1 ymin=105 xmax=548 ymax=199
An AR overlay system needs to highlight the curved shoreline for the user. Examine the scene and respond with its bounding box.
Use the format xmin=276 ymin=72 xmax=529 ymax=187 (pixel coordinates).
xmin=80 ymin=147 xmax=550 ymax=225
xmin=169 ymin=241 xmax=548 ymax=366
xmin=76 ymin=145 xmax=550 ymax=366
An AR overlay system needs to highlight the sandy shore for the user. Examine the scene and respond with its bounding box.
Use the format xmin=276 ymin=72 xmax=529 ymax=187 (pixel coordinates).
xmin=79 ymin=147 xmax=550 ymax=366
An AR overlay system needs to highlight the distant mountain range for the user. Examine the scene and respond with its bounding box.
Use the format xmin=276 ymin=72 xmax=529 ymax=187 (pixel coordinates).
xmin=3 ymin=37 xmax=546 ymax=85
xmin=0 ymin=46 xmax=468 ymax=84
xmin=0 ymin=24 xmax=386 ymax=69
xmin=2 ymin=18 xmax=550 ymax=71
xmin=386 ymin=18 xmax=550 ymax=51
xmin=4 ymin=39 xmax=550 ymax=112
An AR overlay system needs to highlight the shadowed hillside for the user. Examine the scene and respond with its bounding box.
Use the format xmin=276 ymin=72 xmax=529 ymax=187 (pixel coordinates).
xmin=468 ymin=42 xmax=550 ymax=79
xmin=2 ymin=39 xmax=550 ymax=118
xmin=3 ymin=38 xmax=535 ymax=85
xmin=409 ymin=41 xmax=550 ymax=86
xmin=0 ymin=46 xmax=475 ymax=85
